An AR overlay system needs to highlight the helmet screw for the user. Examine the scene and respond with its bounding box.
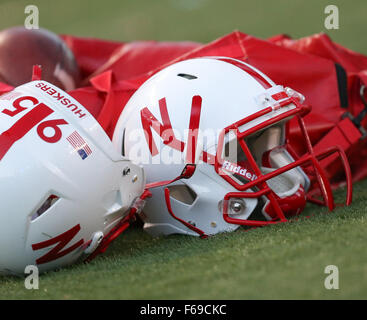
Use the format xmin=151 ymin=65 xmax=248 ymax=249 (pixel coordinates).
xmin=229 ymin=200 xmax=246 ymax=215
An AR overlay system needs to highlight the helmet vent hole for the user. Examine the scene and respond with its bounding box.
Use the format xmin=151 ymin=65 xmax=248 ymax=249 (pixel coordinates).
xmin=31 ymin=195 xmax=59 ymax=221
xmin=177 ymin=73 xmax=198 ymax=80
xmin=167 ymin=184 xmax=197 ymax=205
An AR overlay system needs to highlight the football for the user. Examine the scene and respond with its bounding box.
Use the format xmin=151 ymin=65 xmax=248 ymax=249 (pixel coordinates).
xmin=0 ymin=26 xmax=81 ymax=90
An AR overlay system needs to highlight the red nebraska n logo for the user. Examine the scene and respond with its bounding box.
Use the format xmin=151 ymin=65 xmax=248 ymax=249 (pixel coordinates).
xmin=32 ymin=224 xmax=84 ymax=265
xmin=141 ymin=96 xmax=202 ymax=163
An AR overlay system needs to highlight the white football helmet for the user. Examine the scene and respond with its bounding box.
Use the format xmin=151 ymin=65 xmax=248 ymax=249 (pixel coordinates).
xmin=0 ymin=80 xmax=145 ymax=276
xmin=113 ymin=57 xmax=352 ymax=238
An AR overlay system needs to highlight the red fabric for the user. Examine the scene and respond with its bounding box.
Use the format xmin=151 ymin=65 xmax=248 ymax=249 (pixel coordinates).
xmin=2 ymin=30 xmax=367 ymax=185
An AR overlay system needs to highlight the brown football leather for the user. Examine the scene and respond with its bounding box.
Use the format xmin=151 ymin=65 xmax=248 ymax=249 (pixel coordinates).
xmin=0 ymin=26 xmax=81 ymax=90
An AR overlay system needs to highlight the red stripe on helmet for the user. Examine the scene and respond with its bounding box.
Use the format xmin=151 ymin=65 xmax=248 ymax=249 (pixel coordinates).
xmin=216 ymin=57 xmax=272 ymax=89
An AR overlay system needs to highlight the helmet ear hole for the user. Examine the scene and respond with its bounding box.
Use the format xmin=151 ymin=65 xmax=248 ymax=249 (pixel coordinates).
xmin=167 ymin=184 xmax=197 ymax=205
xmin=31 ymin=195 xmax=59 ymax=221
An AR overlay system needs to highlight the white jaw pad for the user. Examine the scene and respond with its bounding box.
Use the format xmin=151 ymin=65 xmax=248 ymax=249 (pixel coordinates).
xmin=261 ymin=166 xmax=301 ymax=198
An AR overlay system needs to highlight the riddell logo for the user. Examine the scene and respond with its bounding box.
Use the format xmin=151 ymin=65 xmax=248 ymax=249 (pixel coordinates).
xmin=222 ymin=161 xmax=257 ymax=181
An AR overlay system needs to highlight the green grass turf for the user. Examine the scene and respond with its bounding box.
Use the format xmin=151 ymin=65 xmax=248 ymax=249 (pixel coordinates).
xmin=0 ymin=0 xmax=366 ymax=300
xmin=0 ymin=179 xmax=366 ymax=300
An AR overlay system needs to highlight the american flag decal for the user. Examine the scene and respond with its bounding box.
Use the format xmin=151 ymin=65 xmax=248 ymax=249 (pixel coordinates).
xmin=66 ymin=131 xmax=92 ymax=160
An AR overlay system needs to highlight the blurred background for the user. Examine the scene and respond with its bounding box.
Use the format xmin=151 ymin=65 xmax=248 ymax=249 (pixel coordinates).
xmin=0 ymin=0 xmax=365 ymax=53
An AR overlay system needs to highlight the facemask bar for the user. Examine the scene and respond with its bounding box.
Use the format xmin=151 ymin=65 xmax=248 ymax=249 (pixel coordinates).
xmin=163 ymin=187 xmax=208 ymax=238
xmin=215 ymin=96 xmax=353 ymax=227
